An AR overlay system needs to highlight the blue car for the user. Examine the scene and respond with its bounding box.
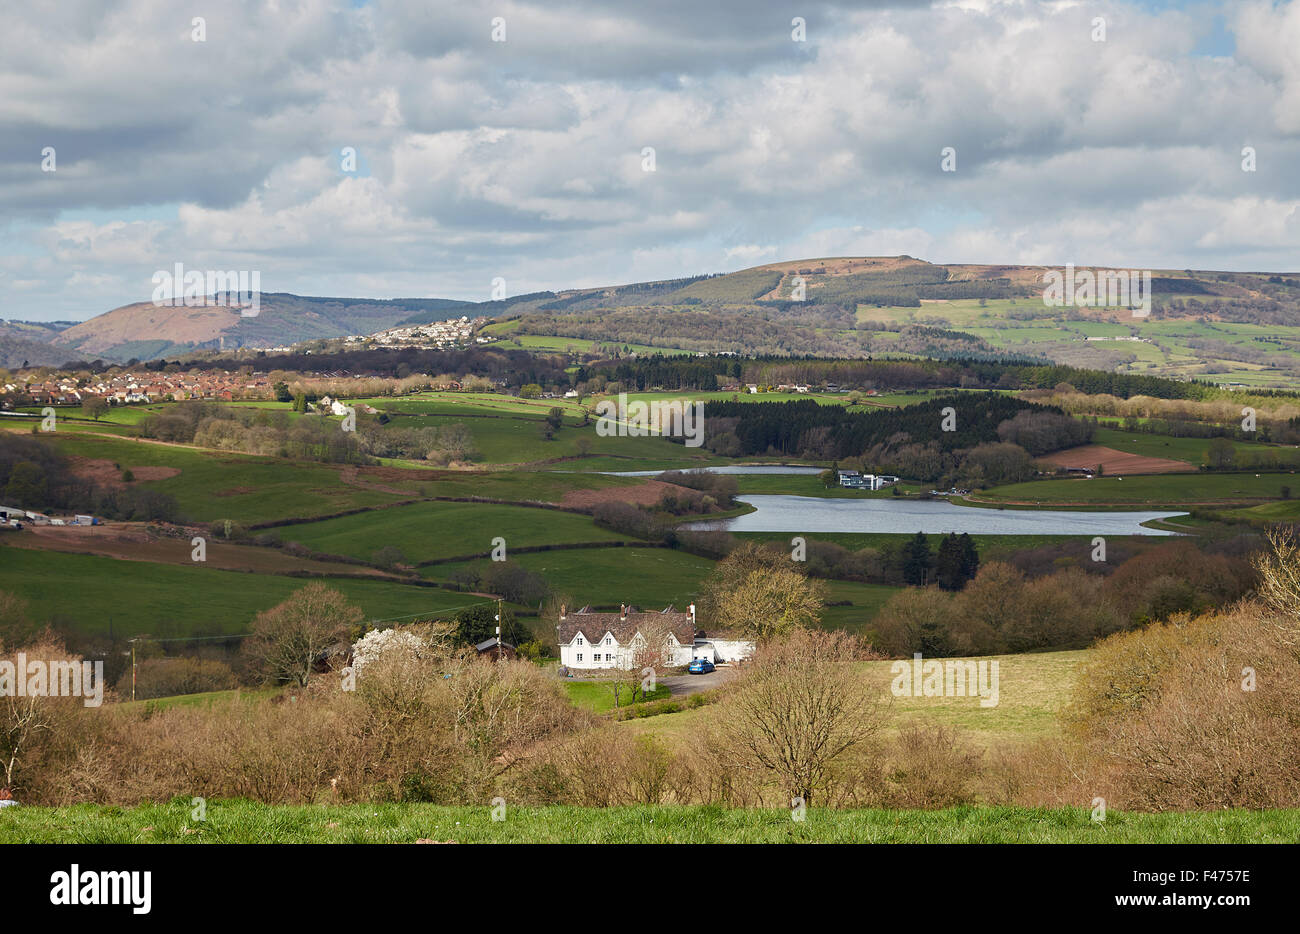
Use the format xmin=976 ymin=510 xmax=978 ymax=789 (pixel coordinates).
xmin=688 ymin=658 xmax=715 ymax=674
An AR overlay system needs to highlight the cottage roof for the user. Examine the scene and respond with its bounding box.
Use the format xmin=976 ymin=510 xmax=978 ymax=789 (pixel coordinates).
xmin=557 ymin=605 xmax=694 ymax=646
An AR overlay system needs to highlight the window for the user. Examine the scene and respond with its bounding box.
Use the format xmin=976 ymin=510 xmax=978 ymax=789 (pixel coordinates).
xmin=576 ymin=636 xmax=583 ymax=645
xmin=576 ymin=653 xmax=583 ymax=662
xmin=606 ymin=653 xmax=614 ymax=661
xmin=605 ymin=636 xmax=612 ymax=645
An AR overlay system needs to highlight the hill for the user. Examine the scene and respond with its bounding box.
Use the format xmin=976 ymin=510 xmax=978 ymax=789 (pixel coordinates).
xmin=33 ymin=257 xmax=1300 ymax=376
xmin=484 ymin=257 xmax=1300 ymax=384
xmin=0 ymin=320 xmax=76 ymax=368
xmin=48 ymin=294 xmax=473 ymax=362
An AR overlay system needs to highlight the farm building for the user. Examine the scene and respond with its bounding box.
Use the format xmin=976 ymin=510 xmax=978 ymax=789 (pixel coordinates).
xmin=475 ymin=637 xmax=516 ymax=661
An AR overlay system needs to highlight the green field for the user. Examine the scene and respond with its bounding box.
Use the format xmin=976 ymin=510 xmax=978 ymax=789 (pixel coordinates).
xmin=625 ymin=650 xmax=1085 ymax=752
xmin=428 ymin=546 xmax=715 ymax=608
xmin=971 ymin=472 xmax=1300 ymax=506
xmin=2 ymin=800 xmax=1293 ymax=843
xmin=853 ymin=297 xmax=1300 ymax=386
xmin=275 ymin=500 xmax=632 ymax=563
xmin=32 ymin=431 xmax=411 ymax=523
xmin=1091 ymin=427 xmax=1291 ymax=467
xmin=562 ymin=680 xmax=672 ymax=712
xmin=0 ymin=545 xmax=487 ymax=638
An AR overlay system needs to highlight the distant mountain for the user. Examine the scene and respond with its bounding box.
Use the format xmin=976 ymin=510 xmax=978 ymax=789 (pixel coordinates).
xmin=0 ymin=320 xmax=77 ymax=368
xmin=47 ymin=294 xmax=473 ymax=362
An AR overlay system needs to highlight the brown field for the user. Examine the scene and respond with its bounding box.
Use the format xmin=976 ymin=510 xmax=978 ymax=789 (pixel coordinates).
xmin=559 ymin=479 xmax=674 ymax=510
xmin=69 ymin=456 xmax=180 ymax=488
xmin=1039 ymin=444 xmax=1190 ymax=475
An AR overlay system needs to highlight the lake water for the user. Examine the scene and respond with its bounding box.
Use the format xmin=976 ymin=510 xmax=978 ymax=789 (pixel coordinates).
xmin=685 ymin=495 xmax=1182 ymax=536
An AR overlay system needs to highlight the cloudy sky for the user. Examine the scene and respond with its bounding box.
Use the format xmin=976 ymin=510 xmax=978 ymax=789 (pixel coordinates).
xmin=1 ymin=0 xmax=1297 ymax=322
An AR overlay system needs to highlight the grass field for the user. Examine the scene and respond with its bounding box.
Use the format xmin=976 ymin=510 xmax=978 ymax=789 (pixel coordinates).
xmin=2 ymin=800 xmax=1294 ymax=843
xmin=428 ymin=546 xmax=715 ymax=608
xmin=562 ymin=680 xmax=672 ymax=712
xmin=0 ymin=545 xmax=488 ymax=638
xmin=32 ymin=431 xmax=411 ymax=523
xmin=971 ymin=472 xmax=1300 ymax=506
xmin=624 ymin=650 xmax=1086 ymax=752
xmin=369 ymin=390 xmax=717 ymax=467
xmin=1091 ymin=427 xmax=1292 ymax=467
xmin=852 ymin=297 xmax=1300 ymax=386
xmin=274 ymin=500 xmax=632 ymax=563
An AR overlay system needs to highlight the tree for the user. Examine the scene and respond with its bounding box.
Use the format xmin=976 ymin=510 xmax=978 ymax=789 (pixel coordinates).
xmin=81 ymin=397 xmax=109 ymax=420
xmin=697 ymin=541 xmax=790 ymax=623
xmin=715 ymin=628 xmax=878 ymax=805
xmin=872 ymin=587 xmax=957 ymax=656
xmin=901 ymin=532 xmax=932 ymax=586
xmin=242 ymin=583 xmax=363 ymax=687
xmin=715 ymin=568 xmax=826 ymax=639
xmin=371 ymin=545 xmax=407 ymax=570
xmin=1207 ymin=437 xmax=1236 ymax=469
xmin=0 ymin=591 xmax=40 ymax=648
xmin=454 ymin=603 xmax=527 ymax=647
xmin=1252 ymin=527 xmax=1300 ymax=650
xmin=935 ymin=534 xmax=965 ymax=591
xmin=273 ymin=381 xmax=292 ymax=403
xmin=959 ymin=533 xmax=980 ymax=582
xmin=519 ymin=384 xmax=542 ymax=399
xmin=0 ymin=636 xmax=86 ymax=791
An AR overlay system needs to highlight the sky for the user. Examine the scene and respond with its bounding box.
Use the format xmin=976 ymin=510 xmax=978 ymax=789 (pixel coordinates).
xmin=1 ymin=0 xmax=1297 ymax=322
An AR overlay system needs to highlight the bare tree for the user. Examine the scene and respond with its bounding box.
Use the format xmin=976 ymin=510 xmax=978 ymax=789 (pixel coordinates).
xmin=1252 ymin=526 xmax=1300 ymax=649
xmin=715 ymin=628 xmax=878 ymax=806
xmin=0 ymin=637 xmax=83 ymax=792
xmin=242 ymin=583 xmax=363 ymax=687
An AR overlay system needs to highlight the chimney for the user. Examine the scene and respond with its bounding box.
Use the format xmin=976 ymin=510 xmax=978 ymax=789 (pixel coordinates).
xmin=620 ymin=603 xmax=627 ymax=618
xmin=689 ymin=603 xmax=696 ymax=626
xmin=560 ymin=604 xmax=566 ymax=619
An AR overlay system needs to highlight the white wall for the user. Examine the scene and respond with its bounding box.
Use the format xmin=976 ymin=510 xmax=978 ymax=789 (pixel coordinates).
xmin=709 ymin=639 xmax=756 ymax=663
xmin=561 ymin=633 xmax=694 ymax=670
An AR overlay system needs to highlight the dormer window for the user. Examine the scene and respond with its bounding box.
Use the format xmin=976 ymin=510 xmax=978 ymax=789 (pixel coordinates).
xmin=605 ymin=636 xmax=612 ymax=645
xmin=576 ymin=636 xmax=583 ymax=645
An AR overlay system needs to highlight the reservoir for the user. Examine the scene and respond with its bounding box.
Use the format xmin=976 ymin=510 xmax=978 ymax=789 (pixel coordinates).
xmin=685 ymin=494 xmax=1182 ymax=536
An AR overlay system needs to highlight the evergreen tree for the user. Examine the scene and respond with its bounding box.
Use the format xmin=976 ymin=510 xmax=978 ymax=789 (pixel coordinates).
xmin=959 ymin=533 xmax=980 ymax=583
xmin=935 ymin=533 xmax=965 ymax=591
xmin=902 ymin=531 xmax=932 ymax=586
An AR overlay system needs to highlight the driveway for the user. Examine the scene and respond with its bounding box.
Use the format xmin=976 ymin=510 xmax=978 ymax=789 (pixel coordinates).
xmin=660 ymin=666 xmax=737 ymax=698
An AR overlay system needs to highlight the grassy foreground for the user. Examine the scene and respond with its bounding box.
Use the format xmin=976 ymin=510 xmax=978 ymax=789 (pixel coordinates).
xmin=2 ymin=802 xmax=1296 ymax=844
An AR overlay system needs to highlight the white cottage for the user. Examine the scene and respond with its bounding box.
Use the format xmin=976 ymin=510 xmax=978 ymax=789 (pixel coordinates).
xmin=557 ymin=605 xmax=697 ymax=670
xmin=557 ymin=605 xmax=757 ymax=670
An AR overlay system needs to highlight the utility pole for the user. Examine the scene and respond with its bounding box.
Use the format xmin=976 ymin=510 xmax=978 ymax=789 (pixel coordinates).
xmin=495 ymin=598 xmax=503 ymax=664
xmin=129 ymin=638 xmax=137 ymax=701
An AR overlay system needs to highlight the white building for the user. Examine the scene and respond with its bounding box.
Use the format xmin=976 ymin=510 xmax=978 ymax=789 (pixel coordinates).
xmin=838 ymin=470 xmax=885 ymax=491
xmin=558 ymin=605 xmax=697 ymax=670
xmin=557 ymin=604 xmax=755 ymax=670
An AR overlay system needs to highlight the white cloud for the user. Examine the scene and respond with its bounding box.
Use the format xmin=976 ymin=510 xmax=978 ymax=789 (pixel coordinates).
xmin=0 ymin=0 xmax=1297 ymax=321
